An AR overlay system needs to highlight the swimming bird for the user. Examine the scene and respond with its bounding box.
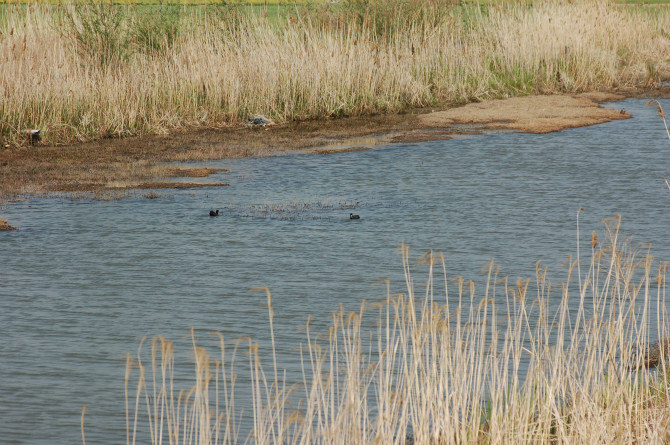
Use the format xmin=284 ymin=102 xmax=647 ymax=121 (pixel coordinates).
xmin=210 ymin=210 xmax=219 ymax=216
xmin=350 ymin=213 xmax=360 ymax=220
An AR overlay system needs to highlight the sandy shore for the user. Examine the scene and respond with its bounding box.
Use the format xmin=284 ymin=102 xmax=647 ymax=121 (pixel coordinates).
xmin=0 ymin=91 xmax=666 ymax=208
xmin=414 ymin=92 xmax=631 ymax=133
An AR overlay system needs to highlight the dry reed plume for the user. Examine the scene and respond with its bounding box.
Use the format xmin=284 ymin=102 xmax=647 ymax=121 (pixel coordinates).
xmin=646 ymin=99 xmax=670 ymax=190
xmin=121 ymin=216 xmax=670 ymax=444
xmin=2 ymin=1 xmax=670 ymax=146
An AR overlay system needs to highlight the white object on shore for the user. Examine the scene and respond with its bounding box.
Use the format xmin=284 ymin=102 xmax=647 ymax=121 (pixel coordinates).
xmin=22 ymin=129 xmax=41 ymax=143
xmin=247 ymin=115 xmax=274 ymax=127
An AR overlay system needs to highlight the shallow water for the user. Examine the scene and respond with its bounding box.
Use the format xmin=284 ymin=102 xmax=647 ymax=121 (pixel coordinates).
xmin=1 ymin=98 xmax=669 ymax=444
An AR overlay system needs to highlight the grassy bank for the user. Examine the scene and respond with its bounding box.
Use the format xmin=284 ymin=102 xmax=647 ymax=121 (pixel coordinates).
xmin=114 ymin=217 xmax=670 ymax=444
xmin=1 ymin=0 xmax=670 ymax=146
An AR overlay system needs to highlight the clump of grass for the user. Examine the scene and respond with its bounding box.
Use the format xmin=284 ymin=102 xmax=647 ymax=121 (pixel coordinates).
xmin=120 ymin=216 xmax=670 ymax=443
xmin=300 ymin=0 xmax=459 ymax=38
xmin=2 ymin=1 xmax=670 ymax=146
xmin=58 ymin=1 xmax=134 ymax=66
xmin=57 ymin=0 xmax=186 ymax=65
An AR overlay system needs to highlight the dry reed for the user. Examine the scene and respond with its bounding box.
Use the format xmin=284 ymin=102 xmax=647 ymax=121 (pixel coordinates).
xmin=121 ymin=216 xmax=670 ymax=444
xmin=2 ymin=1 xmax=670 ymax=146
xmin=646 ymin=99 xmax=670 ymax=190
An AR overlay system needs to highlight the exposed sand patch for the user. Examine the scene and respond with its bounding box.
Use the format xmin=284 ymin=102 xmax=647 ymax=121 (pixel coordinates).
xmin=415 ymin=93 xmax=631 ymax=134
xmin=167 ymin=167 xmax=229 ymax=178
xmin=54 ymin=181 xmax=230 ymax=191
xmin=133 ymin=181 xmax=229 ymax=190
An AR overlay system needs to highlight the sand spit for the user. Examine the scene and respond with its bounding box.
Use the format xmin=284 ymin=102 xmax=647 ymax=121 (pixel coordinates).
xmin=415 ymin=93 xmax=631 ymax=134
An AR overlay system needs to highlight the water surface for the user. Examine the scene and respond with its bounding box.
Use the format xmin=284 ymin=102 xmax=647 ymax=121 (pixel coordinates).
xmin=1 ymin=98 xmax=669 ymax=444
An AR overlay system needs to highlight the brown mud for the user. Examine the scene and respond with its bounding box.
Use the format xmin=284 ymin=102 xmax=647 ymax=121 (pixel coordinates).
xmin=1 ymin=90 xmax=669 ymax=207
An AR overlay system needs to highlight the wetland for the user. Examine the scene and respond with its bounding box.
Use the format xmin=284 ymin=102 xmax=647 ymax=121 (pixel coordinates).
xmin=1 ymin=97 xmax=669 ymax=443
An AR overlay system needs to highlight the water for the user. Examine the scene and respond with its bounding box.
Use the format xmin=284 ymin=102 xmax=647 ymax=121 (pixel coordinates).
xmin=1 ymin=99 xmax=669 ymax=444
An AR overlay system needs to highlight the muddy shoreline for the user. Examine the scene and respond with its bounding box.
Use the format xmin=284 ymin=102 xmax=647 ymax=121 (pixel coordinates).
xmin=1 ymin=89 xmax=669 ymax=208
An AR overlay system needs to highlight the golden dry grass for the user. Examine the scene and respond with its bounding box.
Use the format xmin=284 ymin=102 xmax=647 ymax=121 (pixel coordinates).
xmin=120 ymin=216 xmax=670 ymax=444
xmin=1 ymin=1 xmax=670 ymax=147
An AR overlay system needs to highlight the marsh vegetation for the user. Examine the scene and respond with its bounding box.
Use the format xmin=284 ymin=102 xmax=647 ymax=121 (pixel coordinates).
xmin=3 ymin=97 xmax=668 ymax=443
xmin=119 ymin=217 xmax=670 ymax=444
xmin=3 ymin=2 xmax=670 ymax=443
xmin=1 ymin=0 xmax=670 ymax=146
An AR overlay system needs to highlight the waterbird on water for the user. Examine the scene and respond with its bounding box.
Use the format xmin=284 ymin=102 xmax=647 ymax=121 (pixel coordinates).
xmin=210 ymin=210 xmax=219 ymax=216
xmin=350 ymin=213 xmax=360 ymax=220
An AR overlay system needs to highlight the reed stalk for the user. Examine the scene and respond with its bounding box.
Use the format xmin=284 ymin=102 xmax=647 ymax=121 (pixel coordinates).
xmin=646 ymin=99 xmax=670 ymax=190
xmin=122 ymin=217 xmax=669 ymax=444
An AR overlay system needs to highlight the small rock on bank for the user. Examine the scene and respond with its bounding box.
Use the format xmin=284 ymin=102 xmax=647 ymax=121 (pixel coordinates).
xmin=247 ymin=115 xmax=274 ymax=127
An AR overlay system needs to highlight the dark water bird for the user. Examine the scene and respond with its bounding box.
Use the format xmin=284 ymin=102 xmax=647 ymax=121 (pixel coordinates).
xmin=350 ymin=213 xmax=360 ymax=220
xmin=210 ymin=210 xmax=219 ymax=216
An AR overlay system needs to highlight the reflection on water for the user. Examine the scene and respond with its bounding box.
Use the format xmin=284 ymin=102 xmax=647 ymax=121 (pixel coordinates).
xmin=1 ymin=99 xmax=669 ymax=444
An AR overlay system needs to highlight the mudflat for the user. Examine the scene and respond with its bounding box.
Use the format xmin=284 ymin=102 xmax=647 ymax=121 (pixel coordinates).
xmin=0 ymin=91 xmax=662 ymax=203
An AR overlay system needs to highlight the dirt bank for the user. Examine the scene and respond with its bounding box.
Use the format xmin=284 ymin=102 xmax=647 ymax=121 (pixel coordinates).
xmin=0 ymin=91 xmax=665 ymax=204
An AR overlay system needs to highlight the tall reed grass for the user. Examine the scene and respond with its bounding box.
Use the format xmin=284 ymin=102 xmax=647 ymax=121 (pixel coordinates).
xmin=120 ymin=216 xmax=669 ymax=444
xmin=2 ymin=0 xmax=670 ymax=146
